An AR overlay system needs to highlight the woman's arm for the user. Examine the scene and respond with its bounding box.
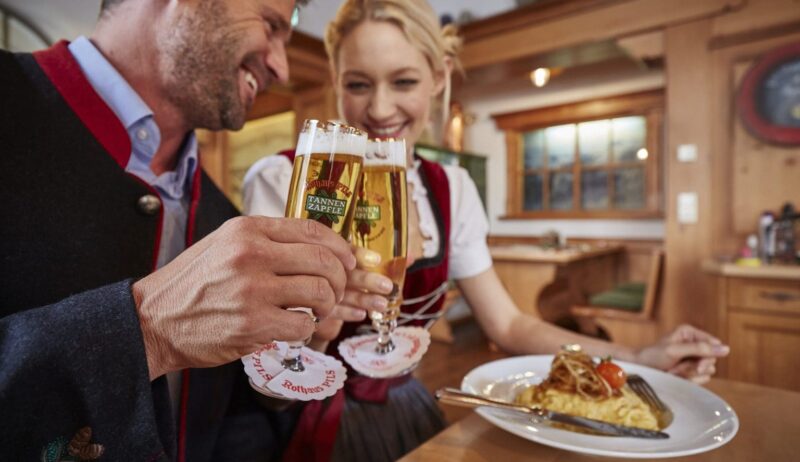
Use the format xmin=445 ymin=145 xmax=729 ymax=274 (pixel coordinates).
xmin=458 ymin=268 xmax=638 ymax=360
xmin=457 ymin=267 xmax=728 ymax=383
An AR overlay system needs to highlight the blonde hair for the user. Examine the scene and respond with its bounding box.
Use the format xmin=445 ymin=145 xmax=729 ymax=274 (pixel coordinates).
xmin=325 ymin=0 xmax=463 ymax=133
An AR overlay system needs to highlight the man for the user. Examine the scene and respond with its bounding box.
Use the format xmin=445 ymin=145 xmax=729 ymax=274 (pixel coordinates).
xmin=0 ymin=0 xmax=388 ymax=460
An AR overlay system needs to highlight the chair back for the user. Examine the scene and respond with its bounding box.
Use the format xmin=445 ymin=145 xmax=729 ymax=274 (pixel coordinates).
xmin=640 ymin=249 xmax=664 ymax=318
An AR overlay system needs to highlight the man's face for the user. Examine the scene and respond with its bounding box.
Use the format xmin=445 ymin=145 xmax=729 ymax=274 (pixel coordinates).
xmin=158 ymin=0 xmax=293 ymax=131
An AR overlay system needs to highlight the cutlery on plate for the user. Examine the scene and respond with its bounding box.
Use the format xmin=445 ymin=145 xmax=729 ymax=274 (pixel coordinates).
xmin=627 ymin=374 xmax=674 ymax=428
xmin=435 ymin=387 xmax=669 ymax=439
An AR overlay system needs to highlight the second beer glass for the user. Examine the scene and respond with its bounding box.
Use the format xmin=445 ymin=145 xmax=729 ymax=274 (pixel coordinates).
xmin=351 ymin=139 xmax=408 ymax=354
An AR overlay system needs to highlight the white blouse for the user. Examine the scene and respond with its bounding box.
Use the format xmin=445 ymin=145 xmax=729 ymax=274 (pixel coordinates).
xmin=242 ymin=155 xmax=492 ymax=281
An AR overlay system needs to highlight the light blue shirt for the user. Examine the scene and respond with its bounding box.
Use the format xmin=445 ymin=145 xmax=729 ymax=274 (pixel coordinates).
xmin=68 ymin=36 xmax=198 ymax=270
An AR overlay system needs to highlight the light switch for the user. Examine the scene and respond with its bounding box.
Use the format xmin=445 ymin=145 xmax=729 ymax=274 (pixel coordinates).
xmin=677 ymin=144 xmax=698 ymax=162
xmin=677 ymin=192 xmax=698 ymax=224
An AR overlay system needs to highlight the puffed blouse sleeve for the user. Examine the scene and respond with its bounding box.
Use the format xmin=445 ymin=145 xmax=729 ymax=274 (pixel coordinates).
xmin=443 ymin=165 xmax=493 ymax=280
xmin=242 ymin=154 xmax=294 ymax=217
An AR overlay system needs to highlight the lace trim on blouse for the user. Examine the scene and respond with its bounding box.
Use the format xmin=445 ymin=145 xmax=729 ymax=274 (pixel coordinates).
xmin=407 ymin=160 xmax=439 ymax=259
xmin=397 ymin=281 xmax=451 ymax=330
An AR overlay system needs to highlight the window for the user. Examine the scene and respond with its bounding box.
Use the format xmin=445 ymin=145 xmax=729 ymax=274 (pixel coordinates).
xmin=494 ymin=90 xmax=663 ymax=219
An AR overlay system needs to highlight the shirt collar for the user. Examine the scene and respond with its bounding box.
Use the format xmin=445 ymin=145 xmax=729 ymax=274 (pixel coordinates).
xmin=68 ymin=36 xmax=199 ymax=196
xmin=68 ymin=36 xmax=153 ymax=131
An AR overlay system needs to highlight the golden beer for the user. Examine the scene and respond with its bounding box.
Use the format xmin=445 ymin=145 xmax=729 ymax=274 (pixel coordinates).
xmin=282 ymin=120 xmax=367 ymax=372
xmin=351 ymin=139 xmax=408 ymax=346
xmin=285 ymin=152 xmax=364 ymax=238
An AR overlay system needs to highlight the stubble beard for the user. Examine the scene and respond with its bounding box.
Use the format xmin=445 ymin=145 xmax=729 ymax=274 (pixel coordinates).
xmin=159 ymin=0 xmax=247 ymax=131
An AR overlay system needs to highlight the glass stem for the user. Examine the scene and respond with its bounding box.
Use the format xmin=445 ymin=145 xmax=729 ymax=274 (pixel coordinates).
xmin=374 ymin=316 xmax=397 ymax=355
xmin=282 ymin=340 xmax=305 ymax=372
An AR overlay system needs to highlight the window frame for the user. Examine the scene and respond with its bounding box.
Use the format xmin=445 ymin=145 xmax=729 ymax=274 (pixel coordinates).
xmin=494 ymin=90 xmax=664 ymax=219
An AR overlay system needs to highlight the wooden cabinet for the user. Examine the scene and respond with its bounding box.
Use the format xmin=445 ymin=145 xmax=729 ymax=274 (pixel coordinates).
xmin=728 ymin=312 xmax=800 ymax=390
xmin=706 ymin=261 xmax=800 ymax=390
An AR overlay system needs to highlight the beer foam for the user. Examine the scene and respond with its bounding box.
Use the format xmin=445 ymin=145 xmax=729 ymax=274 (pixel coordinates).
xmin=365 ymin=139 xmax=407 ymax=167
xmin=296 ymin=120 xmax=367 ymax=157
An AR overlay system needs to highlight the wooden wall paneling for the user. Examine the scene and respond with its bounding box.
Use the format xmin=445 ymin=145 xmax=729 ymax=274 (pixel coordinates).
xmin=714 ymin=276 xmax=730 ymax=377
xmin=709 ymin=30 xmax=800 ymax=257
xmin=662 ymin=20 xmax=716 ymax=335
xmin=731 ymin=59 xmax=800 ymax=235
xmin=646 ymin=109 xmax=664 ymax=212
xmin=711 ymin=0 xmax=800 ymax=40
xmin=285 ymin=31 xmax=330 ymax=88
xmin=291 ymin=84 xmax=338 ymax=137
xmin=246 ymin=89 xmax=293 ymax=121
xmin=460 ymin=0 xmax=744 ymax=70
xmin=197 ymin=130 xmax=229 ymax=197
xmin=505 ymin=132 xmax=522 ymax=214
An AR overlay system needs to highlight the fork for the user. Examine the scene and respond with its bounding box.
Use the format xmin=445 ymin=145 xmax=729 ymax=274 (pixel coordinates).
xmin=627 ymin=374 xmax=674 ymax=428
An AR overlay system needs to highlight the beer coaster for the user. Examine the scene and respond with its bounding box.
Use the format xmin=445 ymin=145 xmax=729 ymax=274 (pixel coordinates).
xmin=242 ymin=342 xmax=287 ymax=390
xmin=338 ymin=326 xmax=431 ymax=378
xmin=242 ymin=342 xmax=347 ymax=401
xmin=265 ymin=346 xmax=347 ymax=401
xmin=247 ymin=378 xmax=292 ymax=400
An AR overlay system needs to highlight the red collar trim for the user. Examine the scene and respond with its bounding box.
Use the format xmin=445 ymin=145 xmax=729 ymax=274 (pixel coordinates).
xmin=33 ymin=40 xmax=131 ymax=168
xmin=185 ymin=158 xmax=203 ymax=247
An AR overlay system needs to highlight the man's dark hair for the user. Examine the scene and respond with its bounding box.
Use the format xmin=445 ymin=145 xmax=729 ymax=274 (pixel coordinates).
xmin=99 ymin=0 xmax=125 ymax=13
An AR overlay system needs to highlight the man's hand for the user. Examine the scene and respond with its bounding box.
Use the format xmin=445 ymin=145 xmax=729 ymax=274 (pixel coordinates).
xmin=132 ymin=216 xmax=356 ymax=379
xmin=635 ymin=324 xmax=730 ymax=384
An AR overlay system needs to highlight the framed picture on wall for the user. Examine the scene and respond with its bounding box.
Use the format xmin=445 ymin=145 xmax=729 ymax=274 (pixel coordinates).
xmin=737 ymin=42 xmax=800 ymax=146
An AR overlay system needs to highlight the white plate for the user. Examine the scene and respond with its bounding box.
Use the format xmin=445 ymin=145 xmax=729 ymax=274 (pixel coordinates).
xmin=461 ymin=355 xmax=738 ymax=459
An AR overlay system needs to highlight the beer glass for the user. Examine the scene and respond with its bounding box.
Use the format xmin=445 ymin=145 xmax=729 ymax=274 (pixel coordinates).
xmin=282 ymin=119 xmax=367 ymax=372
xmin=351 ymin=139 xmax=408 ymax=354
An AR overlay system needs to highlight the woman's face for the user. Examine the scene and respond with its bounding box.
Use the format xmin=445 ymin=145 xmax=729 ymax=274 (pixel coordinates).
xmin=334 ymin=20 xmax=443 ymax=157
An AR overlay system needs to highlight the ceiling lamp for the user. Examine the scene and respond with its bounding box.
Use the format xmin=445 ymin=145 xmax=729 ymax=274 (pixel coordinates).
xmin=530 ymin=67 xmax=551 ymax=87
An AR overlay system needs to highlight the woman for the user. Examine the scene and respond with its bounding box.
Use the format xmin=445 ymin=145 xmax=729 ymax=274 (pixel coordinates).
xmin=243 ymin=1 xmax=729 ymax=460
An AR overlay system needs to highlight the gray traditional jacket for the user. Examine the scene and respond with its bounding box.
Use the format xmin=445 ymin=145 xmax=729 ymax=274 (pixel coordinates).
xmin=0 ymin=42 xmax=276 ymax=461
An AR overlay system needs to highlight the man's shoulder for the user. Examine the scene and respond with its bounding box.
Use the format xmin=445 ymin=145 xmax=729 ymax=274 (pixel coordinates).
xmin=0 ymin=48 xmax=24 ymax=76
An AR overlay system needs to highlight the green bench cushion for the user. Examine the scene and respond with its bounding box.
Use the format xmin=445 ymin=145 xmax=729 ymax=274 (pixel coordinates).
xmin=589 ymin=285 xmax=646 ymax=311
xmin=615 ymin=282 xmax=646 ymax=295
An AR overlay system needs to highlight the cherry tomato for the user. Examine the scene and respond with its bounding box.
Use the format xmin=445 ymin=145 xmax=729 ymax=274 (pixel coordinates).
xmin=597 ymin=360 xmax=627 ymax=389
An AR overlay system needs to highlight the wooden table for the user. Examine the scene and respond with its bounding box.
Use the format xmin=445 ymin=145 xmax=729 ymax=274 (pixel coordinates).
xmin=490 ymin=245 xmax=623 ymax=323
xmin=400 ymin=378 xmax=800 ymax=462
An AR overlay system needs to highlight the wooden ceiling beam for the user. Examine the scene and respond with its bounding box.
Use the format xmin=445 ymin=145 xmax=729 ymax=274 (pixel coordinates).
xmin=460 ymin=0 xmax=745 ymax=70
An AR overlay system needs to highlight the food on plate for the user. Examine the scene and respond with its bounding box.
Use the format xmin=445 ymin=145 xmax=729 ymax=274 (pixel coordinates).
xmin=515 ymin=348 xmax=660 ymax=430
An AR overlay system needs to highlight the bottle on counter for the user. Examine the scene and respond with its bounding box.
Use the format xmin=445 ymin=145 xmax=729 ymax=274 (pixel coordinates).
xmin=774 ymin=203 xmax=798 ymax=264
xmin=758 ymin=211 xmax=775 ymax=262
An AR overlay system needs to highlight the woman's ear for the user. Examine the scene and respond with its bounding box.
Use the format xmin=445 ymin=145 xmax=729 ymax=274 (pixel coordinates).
xmin=330 ymin=68 xmax=345 ymax=119
xmin=433 ymin=56 xmax=453 ymax=97
xmin=329 ymin=66 xmax=338 ymax=89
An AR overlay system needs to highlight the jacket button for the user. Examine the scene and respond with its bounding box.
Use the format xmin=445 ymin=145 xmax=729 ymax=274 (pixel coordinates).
xmin=137 ymin=194 xmax=162 ymax=215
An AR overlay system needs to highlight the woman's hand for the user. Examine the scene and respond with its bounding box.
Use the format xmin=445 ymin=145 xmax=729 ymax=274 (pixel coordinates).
xmin=309 ymin=247 xmax=393 ymax=346
xmin=634 ymin=324 xmax=730 ymax=384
